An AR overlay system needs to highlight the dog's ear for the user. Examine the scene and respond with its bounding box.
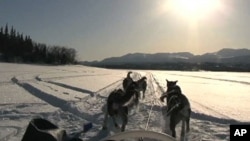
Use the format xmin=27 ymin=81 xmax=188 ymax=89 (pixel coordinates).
xmin=166 ymin=79 xmax=169 ymax=82
xmin=174 ymin=80 xmax=178 ymax=84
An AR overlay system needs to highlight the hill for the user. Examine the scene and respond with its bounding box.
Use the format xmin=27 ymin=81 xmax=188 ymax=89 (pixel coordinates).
xmin=81 ymin=48 xmax=250 ymax=72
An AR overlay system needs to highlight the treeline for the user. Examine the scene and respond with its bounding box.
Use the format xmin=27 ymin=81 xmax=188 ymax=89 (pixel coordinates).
xmin=0 ymin=24 xmax=77 ymax=64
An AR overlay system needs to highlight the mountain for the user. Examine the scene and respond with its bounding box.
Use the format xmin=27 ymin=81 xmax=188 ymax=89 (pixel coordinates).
xmin=190 ymin=48 xmax=250 ymax=63
xmin=80 ymin=48 xmax=250 ymax=71
xmin=215 ymin=48 xmax=250 ymax=58
xmin=99 ymin=52 xmax=194 ymax=64
xmin=82 ymin=48 xmax=250 ymax=64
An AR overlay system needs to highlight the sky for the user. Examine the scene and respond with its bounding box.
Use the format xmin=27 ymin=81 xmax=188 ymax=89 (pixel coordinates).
xmin=1 ymin=0 xmax=250 ymax=61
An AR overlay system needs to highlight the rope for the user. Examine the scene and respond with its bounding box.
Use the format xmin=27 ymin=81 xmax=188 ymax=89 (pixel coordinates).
xmin=137 ymin=72 xmax=168 ymax=141
xmin=144 ymin=73 xmax=165 ymax=130
xmin=145 ymin=99 xmax=155 ymax=130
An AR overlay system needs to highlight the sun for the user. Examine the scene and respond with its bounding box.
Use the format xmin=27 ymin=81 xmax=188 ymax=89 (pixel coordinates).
xmin=167 ymin=0 xmax=222 ymax=21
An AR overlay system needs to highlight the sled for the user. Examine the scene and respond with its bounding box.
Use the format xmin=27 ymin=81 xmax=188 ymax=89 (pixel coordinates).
xmin=101 ymin=130 xmax=176 ymax=141
xmin=22 ymin=118 xmax=175 ymax=141
xmin=21 ymin=118 xmax=92 ymax=141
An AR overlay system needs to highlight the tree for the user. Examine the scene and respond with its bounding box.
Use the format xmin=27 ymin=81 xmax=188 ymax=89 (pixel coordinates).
xmin=0 ymin=27 xmax=3 ymax=53
xmin=4 ymin=24 xmax=8 ymax=36
xmin=0 ymin=24 xmax=78 ymax=64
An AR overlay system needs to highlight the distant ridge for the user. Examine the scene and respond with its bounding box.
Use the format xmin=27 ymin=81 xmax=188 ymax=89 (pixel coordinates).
xmin=99 ymin=52 xmax=194 ymax=64
xmin=81 ymin=48 xmax=250 ymax=72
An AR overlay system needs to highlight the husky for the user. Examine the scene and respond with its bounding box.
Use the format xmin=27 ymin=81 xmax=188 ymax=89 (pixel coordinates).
xmin=135 ymin=76 xmax=147 ymax=99
xmin=122 ymin=71 xmax=133 ymax=92
xmin=160 ymin=80 xmax=191 ymax=140
xmin=102 ymin=81 xmax=140 ymax=132
xmin=160 ymin=79 xmax=181 ymax=104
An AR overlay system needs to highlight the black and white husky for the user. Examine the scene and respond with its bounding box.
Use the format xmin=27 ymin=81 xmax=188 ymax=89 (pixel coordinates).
xmin=123 ymin=72 xmax=147 ymax=99
xmin=102 ymin=81 xmax=140 ymax=132
xmin=160 ymin=80 xmax=191 ymax=140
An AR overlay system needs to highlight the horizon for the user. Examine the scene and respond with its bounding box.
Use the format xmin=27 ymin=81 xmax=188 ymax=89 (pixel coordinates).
xmin=84 ymin=47 xmax=249 ymax=62
xmin=1 ymin=0 xmax=250 ymax=61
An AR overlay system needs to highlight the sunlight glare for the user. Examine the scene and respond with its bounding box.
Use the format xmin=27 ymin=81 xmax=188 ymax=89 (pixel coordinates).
xmin=167 ymin=0 xmax=222 ymax=21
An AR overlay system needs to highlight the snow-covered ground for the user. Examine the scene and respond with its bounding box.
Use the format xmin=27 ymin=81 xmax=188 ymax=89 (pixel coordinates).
xmin=0 ymin=62 xmax=249 ymax=141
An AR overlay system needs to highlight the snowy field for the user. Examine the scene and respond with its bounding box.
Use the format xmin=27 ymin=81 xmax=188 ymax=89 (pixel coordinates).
xmin=0 ymin=62 xmax=250 ymax=141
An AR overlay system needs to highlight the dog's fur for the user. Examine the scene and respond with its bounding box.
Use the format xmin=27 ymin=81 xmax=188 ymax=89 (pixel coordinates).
xmin=160 ymin=80 xmax=191 ymax=139
xmin=122 ymin=71 xmax=133 ymax=92
xmin=135 ymin=76 xmax=147 ymax=99
xmin=102 ymin=81 xmax=139 ymax=132
xmin=160 ymin=80 xmax=181 ymax=104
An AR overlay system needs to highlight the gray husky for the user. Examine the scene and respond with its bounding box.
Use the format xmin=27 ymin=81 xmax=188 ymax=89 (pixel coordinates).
xmin=102 ymin=81 xmax=140 ymax=132
xmin=135 ymin=76 xmax=147 ymax=99
xmin=160 ymin=80 xmax=191 ymax=140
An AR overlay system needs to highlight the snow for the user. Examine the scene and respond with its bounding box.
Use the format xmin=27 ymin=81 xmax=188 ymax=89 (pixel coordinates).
xmin=0 ymin=62 xmax=250 ymax=141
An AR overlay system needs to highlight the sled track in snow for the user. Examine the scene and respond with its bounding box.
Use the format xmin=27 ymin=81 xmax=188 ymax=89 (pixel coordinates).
xmin=168 ymin=73 xmax=250 ymax=86
xmin=6 ymin=73 xmax=111 ymax=86
xmin=10 ymin=76 xmax=123 ymax=121
xmin=0 ymin=81 xmax=15 ymax=86
xmin=36 ymin=73 xmax=111 ymax=81
xmin=190 ymin=100 xmax=249 ymax=125
xmin=11 ymin=76 xmax=85 ymax=118
xmin=0 ymin=126 xmax=23 ymax=141
xmin=95 ymin=78 xmax=123 ymax=97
